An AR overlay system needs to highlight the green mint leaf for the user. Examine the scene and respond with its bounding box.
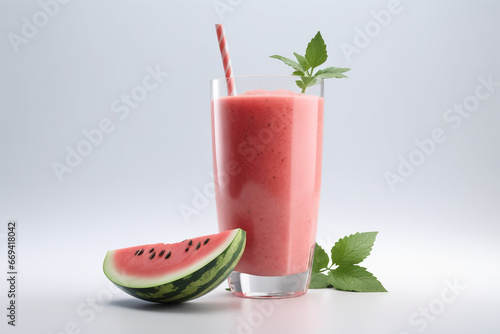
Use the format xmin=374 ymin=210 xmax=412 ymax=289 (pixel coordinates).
xmin=305 ymin=31 xmax=327 ymax=68
xmin=312 ymin=243 xmax=329 ymax=272
xmin=269 ymin=55 xmax=303 ymax=72
xmin=331 ymin=231 xmax=378 ymax=266
xmin=309 ymin=272 xmax=333 ymax=289
xmin=309 ymin=232 xmax=386 ymax=292
xmin=293 ymin=52 xmax=311 ymax=72
xmin=270 ymin=31 xmax=350 ymax=93
xmin=329 ymin=265 xmax=387 ymax=292
xmin=315 ymin=67 xmax=351 ymax=79
xmin=299 ymin=76 xmax=318 ymax=93
xmin=301 ymin=76 xmax=317 ymax=87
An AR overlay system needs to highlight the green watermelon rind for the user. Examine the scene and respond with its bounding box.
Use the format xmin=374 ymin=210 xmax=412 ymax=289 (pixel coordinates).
xmin=105 ymin=229 xmax=245 ymax=303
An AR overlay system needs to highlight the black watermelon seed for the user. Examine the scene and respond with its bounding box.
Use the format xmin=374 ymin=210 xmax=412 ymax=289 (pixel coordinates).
xmin=137 ymin=249 xmax=144 ymax=256
xmin=134 ymin=250 xmax=140 ymax=256
xmin=195 ymin=242 xmax=201 ymax=250
xmin=188 ymin=240 xmax=193 ymax=246
xmin=164 ymin=251 xmax=171 ymax=259
xmin=204 ymin=238 xmax=210 ymax=245
xmin=159 ymin=250 xmax=165 ymax=257
xmin=149 ymin=252 xmax=156 ymax=260
xmin=185 ymin=248 xmax=189 ymax=252
xmin=149 ymin=248 xmax=154 ymax=253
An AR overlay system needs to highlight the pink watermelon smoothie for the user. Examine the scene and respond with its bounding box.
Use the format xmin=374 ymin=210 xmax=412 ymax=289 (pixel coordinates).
xmin=211 ymin=89 xmax=323 ymax=276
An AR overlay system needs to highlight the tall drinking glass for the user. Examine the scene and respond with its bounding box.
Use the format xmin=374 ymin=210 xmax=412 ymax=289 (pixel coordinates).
xmin=211 ymin=76 xmax=324 ymax=298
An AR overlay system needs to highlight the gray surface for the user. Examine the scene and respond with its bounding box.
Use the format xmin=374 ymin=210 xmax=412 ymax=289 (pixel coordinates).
xmin=1 ymin=0 xmax=499 ymax=333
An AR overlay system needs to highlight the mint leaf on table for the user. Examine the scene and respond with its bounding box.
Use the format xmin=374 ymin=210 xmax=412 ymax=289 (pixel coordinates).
xmin=309 ymin=232 xmax=387 ymax=292
xmin=330 ymin=265 xmax=387 ymax=292
xmin=270 ymin=31 xmax=350 ymax=93
xmin=331 ymin=231 xmax=378 ymax=266
xmin=312 ymin=244 xmax=329 ymax=272
xmin=309 ymin=272 xmax=332 ymax=289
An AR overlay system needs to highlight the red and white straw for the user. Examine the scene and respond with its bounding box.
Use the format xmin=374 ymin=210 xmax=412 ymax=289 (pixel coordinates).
xmin=215 ymin=24 xmax=236 ymax=96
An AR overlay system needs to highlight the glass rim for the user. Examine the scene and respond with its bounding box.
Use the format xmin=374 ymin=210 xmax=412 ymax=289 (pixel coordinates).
xmin=211 ymin=75 xmax=325 ymax=82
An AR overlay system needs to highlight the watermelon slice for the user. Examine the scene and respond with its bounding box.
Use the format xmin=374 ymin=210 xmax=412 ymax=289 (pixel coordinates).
xmin=103 ymin=228 xmax=245 ymax=303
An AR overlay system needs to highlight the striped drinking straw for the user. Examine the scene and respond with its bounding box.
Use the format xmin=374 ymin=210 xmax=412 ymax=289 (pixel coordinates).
xmin=215 ymin=24 xmax=236 ymax=96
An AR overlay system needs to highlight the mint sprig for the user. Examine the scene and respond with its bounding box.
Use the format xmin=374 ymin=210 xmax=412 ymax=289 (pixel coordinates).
xmin=310 ymin=232 xmax=387 ymax=292
xmin=270 ymin=31 xmax=350 ymax=93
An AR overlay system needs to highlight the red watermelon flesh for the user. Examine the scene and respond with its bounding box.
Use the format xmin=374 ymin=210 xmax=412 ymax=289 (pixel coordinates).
xmin=104 ymin=229 xmax=243 ymax=288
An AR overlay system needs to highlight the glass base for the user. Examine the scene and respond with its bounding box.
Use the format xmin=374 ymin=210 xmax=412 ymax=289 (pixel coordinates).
xmin=228 ymin=270 xmax=311 ymax=299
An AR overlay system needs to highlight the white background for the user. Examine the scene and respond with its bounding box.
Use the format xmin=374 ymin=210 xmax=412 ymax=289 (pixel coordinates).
xmin=1 ymin=0 xmax=499 ymax=333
